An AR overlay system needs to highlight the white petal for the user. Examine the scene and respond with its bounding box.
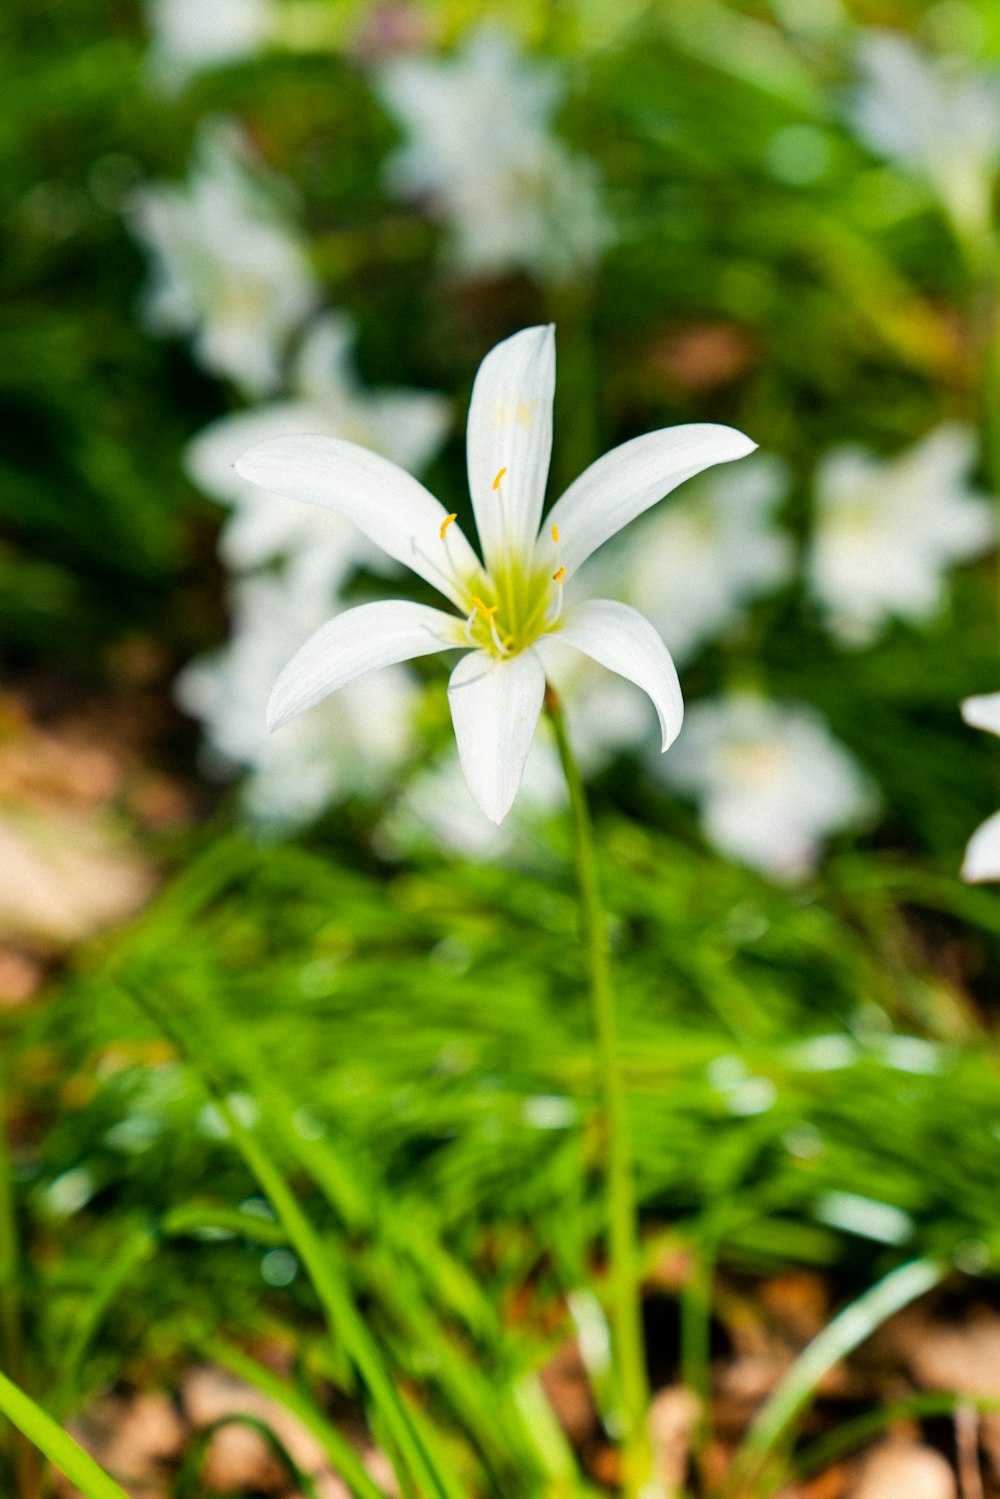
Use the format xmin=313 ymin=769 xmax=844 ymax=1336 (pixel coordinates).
xmin=962 ymin=692 xmax=1000 ymax=738
xmin=962 ymin=809 xmax=1000 ymax=882
xmin=235 ymin=435 xmax=483 ymax=608
xmin=466 ymin=325 xmax=555 ymax=569
xmin=544 ymin=424 xmax=757 ymax=577
xmin=267 ymin=600 xmax=461 ymax=731
xmin=447 ymin=649 xmax=546 ymax=824
xmin=550 ymin=600 xmax=683 ymax=751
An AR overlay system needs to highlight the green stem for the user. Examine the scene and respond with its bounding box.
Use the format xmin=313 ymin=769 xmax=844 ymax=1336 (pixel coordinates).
xmin=545 ymin=687 xmax=651 ymax=1497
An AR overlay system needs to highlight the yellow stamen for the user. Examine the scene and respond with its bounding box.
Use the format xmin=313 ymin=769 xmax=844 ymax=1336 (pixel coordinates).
xmin=470 ymin=595 xmax=498 ymax=617
xmin=439 ymin=512 xmax=458 ymax=540
xmin=492 ymin=467 xmax=508 ymax=491
xmin=552 ymin=566 xmax=566 ymax=584
xmin=551 ymin=524 xmax=560 ymax=543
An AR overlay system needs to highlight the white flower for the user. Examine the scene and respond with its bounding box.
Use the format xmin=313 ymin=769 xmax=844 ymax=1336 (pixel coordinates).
xmin=186 ymin=313 xmax=451 ymax=591
xmin=658 ymin=693 xmax=875 ymax=881
xmin=130 ymin=118 xmax=320 ymax=396
xmin=233 ymin=324 xmax=755 ymax=824
xmin=380 ymin=743 xmax=567 ymax=863
xmin=144 ymin=0 xmax=273 ymax=93
xmin=374 ymin=27 xmax=607 ymax=280
xmin=175 ymin=572 xmax=418 ymax=829
xmin=621 ymin=453 xmax=794 ymax=666
xmin=807 ymin=424 xmax=995 ymax=646
xmin=852 ymin=30 xmax=1000 ymax=236
xmin=960 ymin=692 xmax=1000 ymax=881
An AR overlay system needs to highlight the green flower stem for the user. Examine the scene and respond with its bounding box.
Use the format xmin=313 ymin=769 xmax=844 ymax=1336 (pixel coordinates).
xmin=545 ymin=686 xmax=651 ymax=1497
xmin=0 ymin=1366 xmax=129 ymax=1499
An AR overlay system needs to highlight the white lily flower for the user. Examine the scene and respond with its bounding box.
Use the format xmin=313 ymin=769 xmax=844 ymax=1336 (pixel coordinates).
xmin=234 ymin=325 xmax=755 ymax=824
xmin=144 ymin=0 xmax=273 ymax=93
xmin=374 ymin=27 xmax=607 ymax=280
xmin=658 ymin=693 xmax=875 ymax=882
xmin=852 ymin=29 xmax=1000 ymax=237
xmin=960 ymin=692 xmax=1000 ymax=881
xmin=176 ymin=572 xmax=418 ymax=830
xmin=807 ymin=424 xmax=995 ymax=647
xmin=620 ymin=452 xmax=794 ymax=666
xmin=186 ymin=313 xmax=450 ymax=591
xmin=130 ymin=118 xmax=320 ymax=396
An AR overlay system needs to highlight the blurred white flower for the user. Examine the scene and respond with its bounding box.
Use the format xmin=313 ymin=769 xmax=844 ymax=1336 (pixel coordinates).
xmin=620 ymin=452 xmax=794 ymax=666
xmin=658 ymin=693 xmax=875 ymax=881
xmin=538 ymin=643 xmax=657 ymax=772
xmin=144 ymin=0 xmax=273 ymax=93
xmin=186 ymin=313 xmax=451 ymax=590
xmin=380 ymin=741 xmax=566 ymax=862
xmin=852 ymin=30 xmax=1000 ymax=236
xmin=960 ymin=692 xmax=1000 ymax=881
xmin=380 ymin=651 xmax=650 ymax=861
xmin=176 ymin=572 xmax=419 ymax=829
xmin=374 ymin=27 xmax=607 ymax=280
xmin=808 ymin=425 xmax=995 ymax=646
xmin=130 ymin=118 xmax=319 ymax=396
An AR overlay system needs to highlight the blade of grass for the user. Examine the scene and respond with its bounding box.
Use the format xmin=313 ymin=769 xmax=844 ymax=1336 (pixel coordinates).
xmin=0 ymin=1367 xmax=130 ymax=1499
xmin=0 ymin=1063 xmax=39 ymax=1499
xmin=731 ymin=1256 xmax=946 ymax=1492
xmin=793 ymin=1392 xmax=1000 ymax=1481
xmin=51 ymin=1223 xmax=156 ymax=1420
xmin=199 ymin=1338 xmax=389 ymax=1499
xmin=174 ymin=1413 xmax=322 ymax=1499
xmin=114 ymin=977 xmax=459 ymax=1499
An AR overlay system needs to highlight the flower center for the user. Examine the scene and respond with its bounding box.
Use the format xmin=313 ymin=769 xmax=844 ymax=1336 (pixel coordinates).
xmin=461 ymin=558 xmax=562 ymax=657
xmin=441 ymin=471 xmax=565 ymax=659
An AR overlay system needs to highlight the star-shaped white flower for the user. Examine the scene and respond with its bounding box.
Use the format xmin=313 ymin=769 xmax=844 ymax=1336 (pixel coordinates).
xmin=234 ymin=325 xmax=755 ymax=823
xmin=130 ymin=118 xmax=319 ymax=396
xmin=852 ymin=29 xmax=1000 ymax=237
xmin=960 ymin=692 xmax=1000 ymax=881
xmin=176 ymin=570 xmax=418 ymax=830
xmin=374 ymin=27 xmax=607 ymax=280
xmin=657 ymin=693 xmax=876 ymax=882
xmin=185 ymin=312 xmax=450 ymax=592
xmin=807 ymin=424 xmax=995 ymax=646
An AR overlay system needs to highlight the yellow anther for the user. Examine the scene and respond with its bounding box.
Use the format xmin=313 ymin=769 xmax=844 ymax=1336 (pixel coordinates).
xmin=470 ymin=595 xmax=498 ymax=617
xmin=551 ymin=524 xmax=560 ymax=544
xmin=492 ymin=467 xmax=508 ymax=491
xmin=439 ymin=512 xmax=458 ymax=540
xmin=552 ymin=566 xmax=566 ymax=584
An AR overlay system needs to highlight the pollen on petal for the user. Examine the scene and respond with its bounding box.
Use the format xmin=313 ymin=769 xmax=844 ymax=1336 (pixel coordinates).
xmin=492 ymin=467 xmax=508 ymax=491
xmin=552 ymin=566 xmax=566 ymax=584
xmin=551 ymin=524 xmax=560 ymax=543
xmin=439 ymin=512 xmax=458 ymax=539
